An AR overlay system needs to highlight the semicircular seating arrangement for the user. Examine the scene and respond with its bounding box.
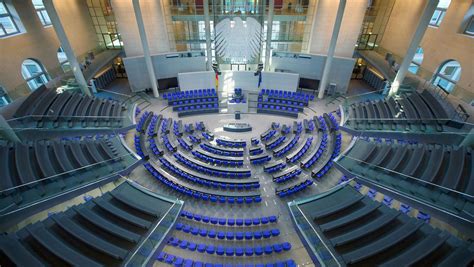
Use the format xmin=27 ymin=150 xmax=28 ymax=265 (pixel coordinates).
xmin=289 ymin=184 xmax=474 ymax=266
xmin=0 ymin=181 xmax=183 ymax=266
xmin=144 ymin=162 xmax=262 ymax=204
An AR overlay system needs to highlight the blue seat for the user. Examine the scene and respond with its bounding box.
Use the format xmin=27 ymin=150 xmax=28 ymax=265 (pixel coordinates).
xmin=218 ymin=218 xmax=226 ymax=225
xmin=235 ymin=247 xmax=244 ymax=256
xmin=254 ymin=231 xmax=262 ymax=239
xmin=264 ymin=245 xmax=273 ymax=254
xmin=188 ymin=242 xmax=197 ymax=251
xmin=225 ymin=247 xmax=234 ymax=256
xmin=282 ymin=242 xmax=291 ymax=251
xmin=271 ymin=229 xmax=280 ymax=236
xmin=206 ymin=245 xmax=215 ymax=254
xmin=236 ymin=218 xmax=244 ymax=226
xmin=244 ymin=219 xmax=252 ymax=226
xmin=208 ymin=230 xmax=216 ymax=238
xmin=217 ymin=231 xmax=225 ymax=239
xmin=227 ymin=218 xmax=235 ymax=226
xmin=245 ymin=247 xmax=254 ymax=256
xmin=216 ymin=246 xmax=225 ymax=255
xmin=226 ymin=232 xmax=234 ymax=240
xmin=253 ymin=218 xmax=261 ymax=225
xmin=197 ymin=244 xmax=206 ymax=253
xmin=255 ymin=246 xmax=263 ymax=256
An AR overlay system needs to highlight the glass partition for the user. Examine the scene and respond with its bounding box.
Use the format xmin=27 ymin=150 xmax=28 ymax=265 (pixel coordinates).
xmin=0 ymin=135 xmax=141 ymax=223
xmin=288 ymin=187 xmax=345 ymax=267
xmin=125 ymin=196 xmax=184 ymax=266
xmin=336 ymin=151 xmax=474 ymax=224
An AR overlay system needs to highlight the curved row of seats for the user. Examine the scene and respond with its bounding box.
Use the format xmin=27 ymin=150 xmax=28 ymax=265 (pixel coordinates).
xmin=188 ymin=134 xmax=201 ymax=144
xmin=259 ymin=89 xmax=314 ymax=104
xmin=265 ymin=135 xmax=286 ymax=150
xmin=173 ymin=120 xmax=184 ymax=137
xmin=296 ymin=185 xmax=474 ymax=266
xmin=276 ymin=179 xmax=313 ymax=197
xmin=0 ymin=182 xmax=174 ymax=266
xmin=191 ymin=149 xmax=244 ymax=167
xmin=274 ymin=134 xmax=299 ymax=157
xmin=257 ymin=103 xmax=299 ymax=118
xmin=0 ymin=137 xmax=132 ymax=222
xmin=272 ymin=166 xmax=302 ymax=183
xmin=178 ymin=137 xmax=193 ymax=151
xmin=216 ymin=138 xmax=246 ymax=148
xmin=312 ymin=132 xmax=341 ymax=178
xmin=300 ymin=132 xmax=327 ymax=169
xmin=250 ymin=153 xmax=272 ymax=165
xmin=336 ymin=139 xmax=474 ymax=224
xmin=164 ymin=88 xmax=217 ymax=103
xmin=179 ymin=210 xmax=278 ymax=226
xmin=161 ymin=118 xmax=173 ymax=134
xmin=202 ymin=131 xmax=214 ymax=140
xmin=148 ymin=137 xmax=164 ymax=156
xmin=163 ymin=135 xmax=178 ymax=152
xmin=346 ymin=90 xmax=449 ymax=132
xmin=200 ymin=143 xmax=244 ymax=157
xmin=157 ymin=252 xmax=296 ymax=267
xmin=167 ymin=236 xmax=292 ymax=256
xmin=13 ymin=86 xmax=128 ymax=129
xmin=145 ymin=163 xmax=262 ymax=204
xmin=174 ymin=152 xmax=251 ymax=178
xmin=175 ymin=223 xmax=281 ymax=240
xmin=286 ymin=136 xmax=313 ymax=163
xmin=136 ymin=111 xmax=153 ymax=133
xmin=147 ymin=114 xmax=162 ymax=137
xmin=264 ymin=160 xmax=286 ymax=174
xmin=158 ymin=156 xmax=259 ymax=190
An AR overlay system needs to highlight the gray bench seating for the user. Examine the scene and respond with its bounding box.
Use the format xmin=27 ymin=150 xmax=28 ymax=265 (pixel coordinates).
xmin=346 ymin=91 xmax=449 ymax=132
xmin=296 ymin=185 xmax=474 ymax=266
xmin=0 ymin=182 xmax=174 ymax=266
xmin=0 ymin=138 xmax=132 ymax=227
xmin=13 ymin=87 xmax=127 ymax=129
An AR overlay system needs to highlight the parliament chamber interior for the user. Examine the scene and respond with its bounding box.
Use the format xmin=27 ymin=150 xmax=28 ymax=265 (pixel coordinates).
xmin=0 ymin=0 xmax=473 ymax=266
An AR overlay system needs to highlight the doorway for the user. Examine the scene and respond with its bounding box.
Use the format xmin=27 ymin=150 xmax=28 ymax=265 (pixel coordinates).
xmin=231 ymin=64 xmax=247 ymax=71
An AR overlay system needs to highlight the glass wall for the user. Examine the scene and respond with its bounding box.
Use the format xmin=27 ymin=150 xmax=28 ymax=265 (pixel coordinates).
xmin=166 ymin=0 xmax=313 ymax=67
xmin=86 ymin=0 xmax=122 ymax=49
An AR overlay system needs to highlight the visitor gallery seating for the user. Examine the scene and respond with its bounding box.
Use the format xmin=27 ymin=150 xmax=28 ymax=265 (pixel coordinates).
xmin=12 ymin=86 xmax=130 ymax=130
xmin=336 ymin=138 xmax=474 ymax=227
xmin=292 ymin=185 xmax=474 ymax=266
xmin=0 ymin=136 xmax=137 ymax=228
xmin=0 ymin=181 xmax=181 ymax=266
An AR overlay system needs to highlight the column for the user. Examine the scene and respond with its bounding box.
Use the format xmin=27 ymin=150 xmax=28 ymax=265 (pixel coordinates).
xmin=0 ymin=115 xmax=20 ymax=143
xmin=264 ymin=0 xmax=274 ymax=71
xmin=389 ymin=0 xmax=439 ymax=96
xmin=43 ymin=0 xmax=90 ymax=96
xmin=132 ymin=0 xmax=159 ymax=98
xmin=317 ymin=0 xmax=346 ymax=99
xmin=204 ymin=0 xmax=213 ymax=70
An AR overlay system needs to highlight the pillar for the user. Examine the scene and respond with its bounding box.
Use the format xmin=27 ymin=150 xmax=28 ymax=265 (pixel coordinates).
xmin=204 ymin=0 xmax=213 ymax=70
xmin=264 ymin=0 xmax=274 ymax=71
xmin=317 ymin=0 xmax=346 ymax=99
xmin=132 ymin=0 xmax=159 ymax=98
xmin=43 ymin=0 xmax=90 ymax=96
xmin=389 ymin=0 xmax=439 ymax=96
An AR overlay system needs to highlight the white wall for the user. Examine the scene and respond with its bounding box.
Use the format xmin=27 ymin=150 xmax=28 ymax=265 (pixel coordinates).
xmin=124 ymin=53 xmax=207 ymax=91
xmin=112 ymin=0 xmax=171 ymax=57
xmin=178 ymin=71 xmax=215 ymax=91
xmin=271 ymin=53 xmax=355 ymax=93
xmin=309 ymin=0 xmax=368 ymax=57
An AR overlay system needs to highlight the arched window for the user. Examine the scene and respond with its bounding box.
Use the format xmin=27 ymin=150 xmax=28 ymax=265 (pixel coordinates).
xmin=21 ymin=59 xmax=49 ymax=91
xmin=430 ymin=0 xmax=451 ymax=27
xmin=57 ymin=46 xmax=71 ymax=72
xmin=408 ymin=47 xmax=424 ymax=74
xmin=432 ymin=60 xmax=461 ymax=93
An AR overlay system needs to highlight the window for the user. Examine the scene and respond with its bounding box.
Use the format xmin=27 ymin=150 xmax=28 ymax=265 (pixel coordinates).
xmin=21 ymin=59 xmax=50 ymax=91
xmin=408 ymin=47 xmax=424 ymax=74
xmin=432 ymin=60 xmax=461 ymax=93
xmin=0 ymin=85 xmax=10 ymax=107
xmin=57 ymin=47 xmax=71 ymax=73
xmin=0 ymin=1 xmax=20 ymax=37
xmin=465 ymin=16 xmax=474 ymax=35
xmin=32 ymin=0 xmax=51 ymax=26
xmin=430 ymin=0 xmax=451 ymax=27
